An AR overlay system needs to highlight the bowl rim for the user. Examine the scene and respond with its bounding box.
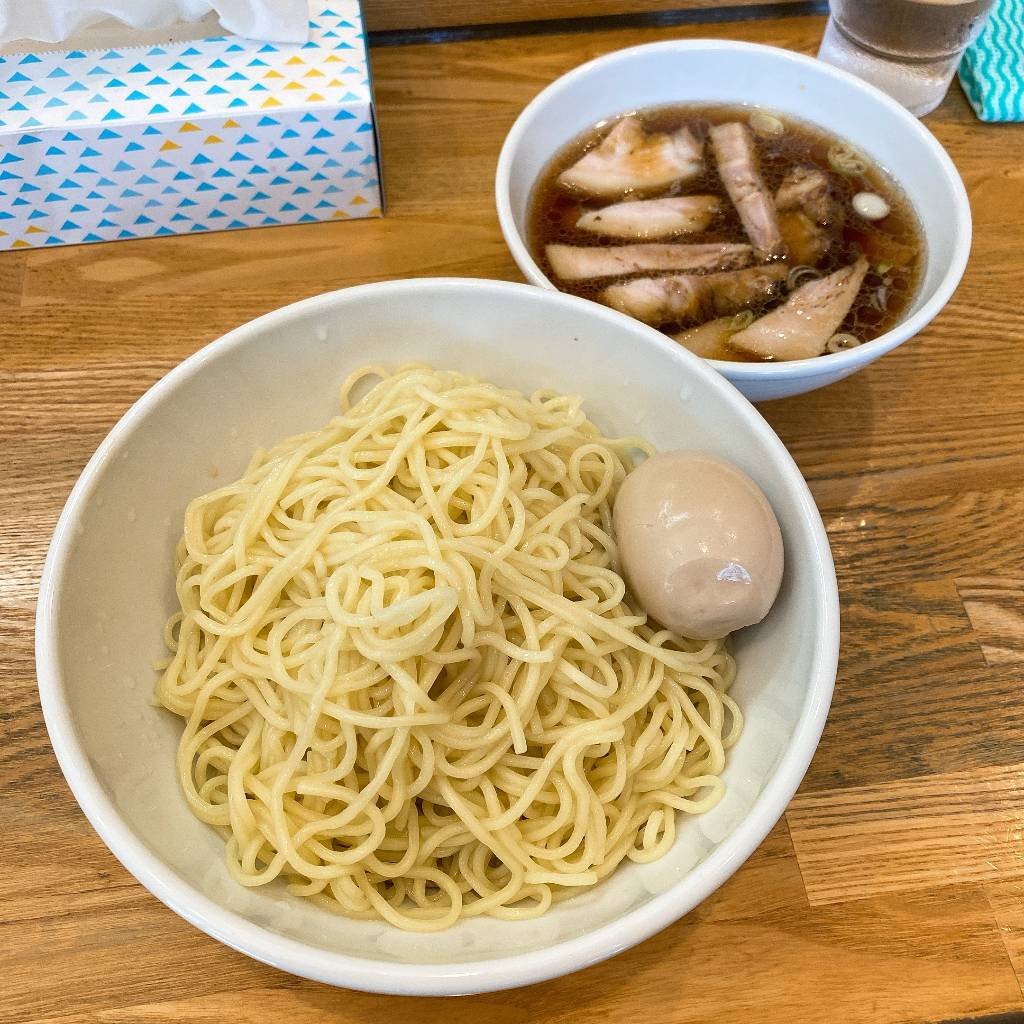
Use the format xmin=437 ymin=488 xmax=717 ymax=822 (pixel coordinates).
xmin=494 ymin=37 xmax=972 ymax=379
xmin=36 ymin=277 xmax=839 ymax=996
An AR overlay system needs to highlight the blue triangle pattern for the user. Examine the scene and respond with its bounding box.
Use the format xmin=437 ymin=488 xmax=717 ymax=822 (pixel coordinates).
xmin=0 ymin=3 xmax=381 ymax=250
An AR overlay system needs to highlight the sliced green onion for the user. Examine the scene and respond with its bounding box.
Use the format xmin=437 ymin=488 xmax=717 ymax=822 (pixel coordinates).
xmin=853 ymin=191 xmax=891 ymax=220
xmin=828 ymin=142 xmax=868 ymax=176
xmin=728 ymin=309 xmax=755 ymax=332
xmin=825 ymin=333 xmax=861 ymax=353
xmin=786 ymin=265 xmax=823 ymax=291
xmin=749 ymin=110 xmax=785 ymax=137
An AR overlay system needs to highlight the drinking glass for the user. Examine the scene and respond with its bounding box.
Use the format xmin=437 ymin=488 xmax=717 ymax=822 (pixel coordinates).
xmin=818 ymin=0 xmax=997 ymax=116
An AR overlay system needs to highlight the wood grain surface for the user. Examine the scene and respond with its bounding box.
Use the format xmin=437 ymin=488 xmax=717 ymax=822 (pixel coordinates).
xmin=3 ymin=12 xmax=1024 ymax=1024
xmin=360 ymin=0 xmax=808 ymax=33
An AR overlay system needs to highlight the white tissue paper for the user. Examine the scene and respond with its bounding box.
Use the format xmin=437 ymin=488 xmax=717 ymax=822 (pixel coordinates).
xmin=0 ymin=0 xmax=310 ymax=46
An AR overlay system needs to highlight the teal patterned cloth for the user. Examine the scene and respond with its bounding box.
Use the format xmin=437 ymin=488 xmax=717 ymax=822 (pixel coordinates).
xmin=959 ymin=0 xmax=1024 ymax=122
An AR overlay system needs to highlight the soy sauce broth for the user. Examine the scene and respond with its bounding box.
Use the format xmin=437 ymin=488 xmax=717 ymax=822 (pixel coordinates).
xmin=527 ymin=104 xmax=924 ymax=361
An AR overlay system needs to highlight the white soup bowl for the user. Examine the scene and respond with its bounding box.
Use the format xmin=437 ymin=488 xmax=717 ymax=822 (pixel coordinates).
xmin=496 ymin=40 xmax=971 ymax=402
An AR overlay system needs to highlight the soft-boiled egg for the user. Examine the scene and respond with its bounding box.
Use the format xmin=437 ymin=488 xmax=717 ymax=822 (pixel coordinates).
xmin=613 ymin=450 xmax=784 ymax=640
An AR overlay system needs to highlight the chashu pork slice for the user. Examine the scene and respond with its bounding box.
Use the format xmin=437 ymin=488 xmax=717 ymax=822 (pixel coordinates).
xmin=601 ymin=263 xmax=789 ymax=326
xmin=575 ymin=195 xmax=721 ymax=239
xmin=546 ymin=242 xmax=752 ymax=281
xmin=558 ymin=116 xmax=705 ymax=197
xmin=728 ymin=258 xmax=869 ymax=361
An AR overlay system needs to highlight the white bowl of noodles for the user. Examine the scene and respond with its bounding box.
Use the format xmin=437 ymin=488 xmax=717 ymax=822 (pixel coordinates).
xmin=37 ymin=278 xmax=837 ymax=995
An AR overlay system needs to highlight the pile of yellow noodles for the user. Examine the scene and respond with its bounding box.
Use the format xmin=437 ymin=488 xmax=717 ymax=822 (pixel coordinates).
xmin=157 ymin=364 xmax=739 ymax=931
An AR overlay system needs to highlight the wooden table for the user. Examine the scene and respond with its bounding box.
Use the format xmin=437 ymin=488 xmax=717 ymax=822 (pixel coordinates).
xmin=5 ymin=12 xmax=1024 ymax=1024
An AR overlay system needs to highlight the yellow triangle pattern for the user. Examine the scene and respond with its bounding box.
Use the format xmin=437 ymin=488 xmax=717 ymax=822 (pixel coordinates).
xmin=0 ymin=8 xmax=384 ymax=251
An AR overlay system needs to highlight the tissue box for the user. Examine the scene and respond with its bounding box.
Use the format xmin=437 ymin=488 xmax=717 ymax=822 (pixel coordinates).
xmin=0 ymin=2 xmax=382 ymax=250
